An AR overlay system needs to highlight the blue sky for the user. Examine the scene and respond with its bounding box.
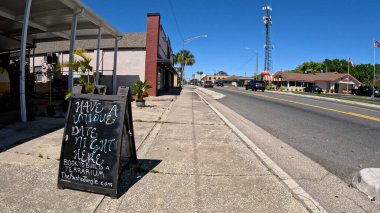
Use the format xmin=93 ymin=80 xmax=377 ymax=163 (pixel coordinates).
xmin=82 ymin=0 xmax=380 ymax=79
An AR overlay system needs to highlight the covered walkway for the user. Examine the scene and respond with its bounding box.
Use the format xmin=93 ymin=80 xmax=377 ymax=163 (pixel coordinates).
xmin=0 ymin=0 xmax=122 ymax=122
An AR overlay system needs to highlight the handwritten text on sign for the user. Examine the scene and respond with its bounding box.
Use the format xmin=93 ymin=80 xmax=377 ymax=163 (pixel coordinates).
xmin=60 ymin=99 xmax=121 ymax=188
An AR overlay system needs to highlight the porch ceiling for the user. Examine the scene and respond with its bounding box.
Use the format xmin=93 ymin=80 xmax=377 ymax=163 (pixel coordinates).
xmin=157 ymin=59 xmax=176 ymax=74
xmin=0 ymin=0 xmax=122 ymax=53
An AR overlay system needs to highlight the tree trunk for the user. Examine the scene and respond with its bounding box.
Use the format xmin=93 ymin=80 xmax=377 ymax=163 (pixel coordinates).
xmin=181 ymin=64 xmax=185 ymax=85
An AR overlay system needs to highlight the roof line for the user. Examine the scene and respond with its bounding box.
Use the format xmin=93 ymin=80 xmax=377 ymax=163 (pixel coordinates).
xmin=59 ymin=0 xmax=122 ymax=37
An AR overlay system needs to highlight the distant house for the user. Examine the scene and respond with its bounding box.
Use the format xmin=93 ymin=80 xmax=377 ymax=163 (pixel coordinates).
xmin=201 ymin=75 xmax=230 ymax=83
xmin=200 ymin=75 xmax=254 ymax=87
xmin=222 ymin=76 xmax=254 ymax=87
xmin=272 ymin=72 xmax=361 ymax=93
xmin=192 ymin=73 xmax=206 ymax=82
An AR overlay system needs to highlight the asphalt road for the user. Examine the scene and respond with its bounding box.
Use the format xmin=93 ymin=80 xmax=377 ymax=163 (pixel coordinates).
xmin=211 ymin=87 xmax=380 ymax=183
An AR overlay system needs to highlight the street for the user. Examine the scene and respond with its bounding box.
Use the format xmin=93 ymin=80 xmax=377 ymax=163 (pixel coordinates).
xmin=212 ymin=87 xmax=380 ymax=183
xmin=200 ymin=86 xmax=380 ymax=211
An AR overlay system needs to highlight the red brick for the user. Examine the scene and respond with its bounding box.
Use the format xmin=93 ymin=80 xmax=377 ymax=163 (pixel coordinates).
xmin=145 ymin=14 xmax=160 ymax=96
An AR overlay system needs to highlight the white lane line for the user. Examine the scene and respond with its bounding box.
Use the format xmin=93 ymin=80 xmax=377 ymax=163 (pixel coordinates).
xmin=194 ymin=89 xmax=327 ymax=213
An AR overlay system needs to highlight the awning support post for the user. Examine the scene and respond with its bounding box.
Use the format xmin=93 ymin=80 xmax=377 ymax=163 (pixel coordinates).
xmin=95 ymin=27 xmax=102 ymax=85
xmin=68 ymin=8 xmax=83 ymax=91
xmin=19 ymin=0 xmax=32 ymax=123
xmin=112 ymin=37 xmax=121 ymax=94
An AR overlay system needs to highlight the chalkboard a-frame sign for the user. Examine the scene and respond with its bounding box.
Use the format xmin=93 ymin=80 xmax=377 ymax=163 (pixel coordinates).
xmin=57 ymin=90 xmax=137 ymax=198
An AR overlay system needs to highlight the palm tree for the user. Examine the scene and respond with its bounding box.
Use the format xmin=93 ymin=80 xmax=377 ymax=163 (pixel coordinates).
xmin=62 ymin=48 xmax=93 ymax=84
xmin=61 ymin=48 xmax=94 ymax=98
xmin=175 ymin=50 xmax=195 ymax=85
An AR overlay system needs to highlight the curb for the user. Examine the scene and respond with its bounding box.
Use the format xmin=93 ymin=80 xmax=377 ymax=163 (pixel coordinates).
xmin=265 ymin=90 xmax=380 ymax=110
xmin=136 ymin=97 xmax=176 ymax=158
xmin=352 ymin=168 xmax=380 ymax=200
xmin=194 ymin=89 xmax=327 ymax=213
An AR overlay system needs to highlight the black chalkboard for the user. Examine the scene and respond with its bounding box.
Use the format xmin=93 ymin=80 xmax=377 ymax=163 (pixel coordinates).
xmin=57 ymin=91 xmax=136 ymax=198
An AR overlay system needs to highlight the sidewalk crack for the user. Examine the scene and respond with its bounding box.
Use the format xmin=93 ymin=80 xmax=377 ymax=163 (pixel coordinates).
xmin=5 ymin=151 xmax=57 ymax=161
xmin=153 ymin=172 xmax=273 ymax=178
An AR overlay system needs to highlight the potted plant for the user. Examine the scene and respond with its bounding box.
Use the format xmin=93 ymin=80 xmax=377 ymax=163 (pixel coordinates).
xmin=133 ymin=80 xmax=152 ymax=107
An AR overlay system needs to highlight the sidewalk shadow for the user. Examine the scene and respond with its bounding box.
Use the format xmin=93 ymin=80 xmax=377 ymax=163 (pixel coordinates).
xmin=117 ymin=159 xmax=162 ymax=197
xmin=158 ymin=87 xmax=182 ymax=96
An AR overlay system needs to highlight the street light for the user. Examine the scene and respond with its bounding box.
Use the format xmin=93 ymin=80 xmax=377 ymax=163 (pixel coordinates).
xmin=181 ymin=34 xmax=207 ymax=85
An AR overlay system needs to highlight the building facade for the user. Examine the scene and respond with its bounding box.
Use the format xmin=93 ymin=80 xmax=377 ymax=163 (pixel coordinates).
xmin=30 ymin=13 xmax=177 ymax=96
xmin=201 ymin=75 xmax=230 ymax=83
xmin=271 ymin=72 xmax=361 ymax=93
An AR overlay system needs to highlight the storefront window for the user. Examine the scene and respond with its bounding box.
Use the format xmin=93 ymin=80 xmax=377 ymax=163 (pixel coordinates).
xmin=157 ymin=71 xmax=161 ymax=90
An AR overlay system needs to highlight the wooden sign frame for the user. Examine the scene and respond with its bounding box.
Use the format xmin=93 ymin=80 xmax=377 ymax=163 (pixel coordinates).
xmin=57 ymin=89 xmax=137 ymax=198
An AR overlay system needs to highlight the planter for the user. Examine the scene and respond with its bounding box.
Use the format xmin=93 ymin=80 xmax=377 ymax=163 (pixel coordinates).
xmin=136 ymin=100 xmax=146 ymax=107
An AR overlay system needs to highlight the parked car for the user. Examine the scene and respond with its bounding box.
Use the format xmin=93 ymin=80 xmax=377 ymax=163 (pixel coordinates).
xmin=303 ymin=85 xmax=323 ymax=93
xmin=245 ymin=80 xmax=265 ymax=91
xmin=204 ymin=81 xmax=214 ymax=88
xmin=216 ymin=82 xmax=224 ymax=87
xmin=353 ymin=85 xmax=380 ymax=97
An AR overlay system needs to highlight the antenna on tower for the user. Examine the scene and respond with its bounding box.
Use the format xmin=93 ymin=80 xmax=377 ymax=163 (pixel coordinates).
xmin=262 ymin=4 xmax=272 ymax=74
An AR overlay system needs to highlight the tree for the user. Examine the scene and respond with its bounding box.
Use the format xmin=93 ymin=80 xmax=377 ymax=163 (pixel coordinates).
xmin=62 ymin=48 xmax=93 ymax=84
xmin=323 ymin=59 xmax=346 ymax=73
xmin=286 ymin=58 xmax=380 ymax=89
xmin=294 ymin=61 xmax=325 ymax=74
xmin=214 ymin=70 xmax=228 ymax=76
xmin=61 ymin=48 xmax=94 ymax=98
xmin=196 ymin=71 xmax=204 ymax=75
xmin=175 ymin=50 xmax=195 ymax=85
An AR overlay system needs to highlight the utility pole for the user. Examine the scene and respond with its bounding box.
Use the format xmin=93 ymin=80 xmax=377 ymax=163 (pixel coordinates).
xmin=255 ymin=51 xmax=258 ymax=80
xmin=263 ymin=5 xmax=272 ymax=74
xmin=182 ymin=34 xmax=207 ymax=85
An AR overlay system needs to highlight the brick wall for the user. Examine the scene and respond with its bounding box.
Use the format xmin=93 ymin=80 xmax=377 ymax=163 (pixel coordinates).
xmin=145 ymin=13 xmax=160 ymax=96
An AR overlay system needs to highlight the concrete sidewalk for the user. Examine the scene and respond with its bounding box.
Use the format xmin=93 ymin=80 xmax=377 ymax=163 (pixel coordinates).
xmin=0 ymin=87 xmax=308 ymax=212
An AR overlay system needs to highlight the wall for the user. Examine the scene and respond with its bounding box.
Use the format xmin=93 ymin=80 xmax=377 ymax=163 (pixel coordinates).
xmin=30 ymin=49 xmax=146 ymax=92
xmin=0 ymin=69 xmax=10 ymax=95
xmin=315 ymin=82 xmax=329 ymax=92
xmin=158 ymin=27 xmax=168 ymax=59
xmin=99 ymin=50 xmax=146 ymax=85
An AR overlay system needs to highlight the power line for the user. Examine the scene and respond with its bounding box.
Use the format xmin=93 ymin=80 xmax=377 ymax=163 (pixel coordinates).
xmin=167 ymin=0 xmax=183 ymax=41
xmin=235 ymin=54 xmax=256 ymax=74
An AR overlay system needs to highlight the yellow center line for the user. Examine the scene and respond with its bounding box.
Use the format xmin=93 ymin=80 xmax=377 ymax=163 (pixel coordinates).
xmin=228 ymin=88 xmax=380 ymax=122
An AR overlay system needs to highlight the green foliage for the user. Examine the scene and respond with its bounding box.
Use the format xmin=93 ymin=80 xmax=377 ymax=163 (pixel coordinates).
xmin=288 ymin=58 xmax=380 ymax=89
xmin=62 ymin=48 xmax=93 ymax=81
xmin=61 ymin=48 xmax=95 ymax=99
xmin=214 ymin=70 xmax=228 ymax=76
xmin=294 ymin=61 xmax=325 ymax=74
xmin=175 ymin=50 xmax=196 ymax=84
xmin=79 ymin=78 xmax=94 ymax=93
xmin=64 ymin=91 xmax=72 ymax=100
xmin=133 ymin=80 xmax=152 ymax=101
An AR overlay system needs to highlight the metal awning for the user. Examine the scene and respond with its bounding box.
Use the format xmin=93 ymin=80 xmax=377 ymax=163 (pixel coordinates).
xmin=0 ymin=0 xmax=122 ymax=52
xmin=0 ymin=0 xmax=123 ymax=123
xmin=157 ymin=59 xmax=176 ymax=74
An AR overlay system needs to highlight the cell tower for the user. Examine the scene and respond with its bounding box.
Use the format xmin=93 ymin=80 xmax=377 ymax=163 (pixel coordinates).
xmin=262 ymin=5 xmax=272 ymax=73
